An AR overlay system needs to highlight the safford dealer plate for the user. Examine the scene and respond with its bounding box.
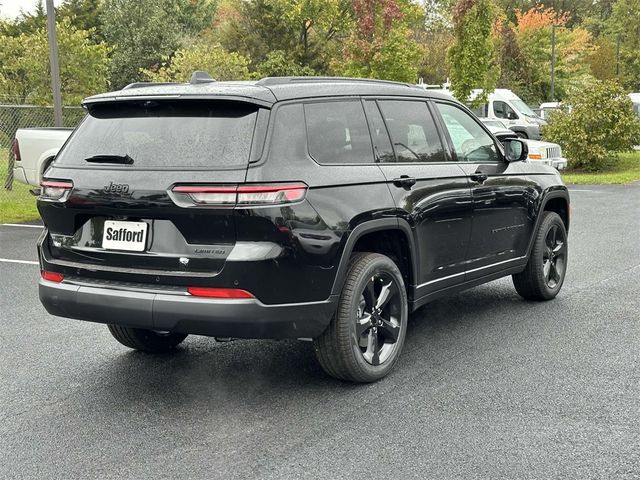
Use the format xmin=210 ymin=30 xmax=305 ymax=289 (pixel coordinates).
xmin=102 ymin=220 xmax=148 ymax=252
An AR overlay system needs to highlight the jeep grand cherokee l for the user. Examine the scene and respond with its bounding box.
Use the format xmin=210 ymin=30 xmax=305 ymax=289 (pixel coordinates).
xmin=38 ymin=74 xmax=570 ymax=383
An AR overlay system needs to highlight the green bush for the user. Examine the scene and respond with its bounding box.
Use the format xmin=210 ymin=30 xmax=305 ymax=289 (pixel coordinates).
xmin=542 ymin=81 xmax=640 ymax=171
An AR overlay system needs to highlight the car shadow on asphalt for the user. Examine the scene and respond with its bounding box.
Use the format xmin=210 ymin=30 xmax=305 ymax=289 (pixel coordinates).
xmin=80 ymin=280 xmax=541 ymax=413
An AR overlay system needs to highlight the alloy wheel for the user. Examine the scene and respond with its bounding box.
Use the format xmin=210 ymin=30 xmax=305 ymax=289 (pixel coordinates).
xmin=354 ymin=272 xmax=402 ymax=366
xmin=543 ymin=224 xmax=567 ymax=289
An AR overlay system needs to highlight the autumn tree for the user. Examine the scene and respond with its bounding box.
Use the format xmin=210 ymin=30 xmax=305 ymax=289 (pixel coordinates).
xmin=334 ymin=0 xmax=422 ymax=82
xmin=513 ymin=6 xmax=594 ymax=102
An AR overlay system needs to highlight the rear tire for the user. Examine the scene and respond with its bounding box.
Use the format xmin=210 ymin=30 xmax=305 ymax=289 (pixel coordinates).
xmin=513 ymin=212 xmax=568 ymax=300
xmin=314 ymin=252 xmax=408 ymax=383
xmin=107 ymin=325 xmax=187 ymax=353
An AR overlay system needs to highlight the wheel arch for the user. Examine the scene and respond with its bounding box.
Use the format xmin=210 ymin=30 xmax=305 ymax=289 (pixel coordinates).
xmin=330 ymin=219 xmax=418 ymax=297
xmin=525 ymin=188 xmax=570 ymax=258
xmin=543 ymin=195 xmax=570 ymax=232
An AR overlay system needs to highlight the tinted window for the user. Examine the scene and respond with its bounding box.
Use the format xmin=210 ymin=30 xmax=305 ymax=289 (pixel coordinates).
xmin=363 ymin=101 xmax=395 ymax=163
xmin=378 ymin=100 xmax=445 ymax=163
xmin=56 ymin=101 xmax=258 ymax=168
xmin=304 ymin=101 xmax=374 ymax=164
xmin=435 ymin=102 xmax=500 ymax=163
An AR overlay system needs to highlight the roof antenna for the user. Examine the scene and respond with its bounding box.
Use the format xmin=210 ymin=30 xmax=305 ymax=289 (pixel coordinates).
xmin=190 ymin=71 xmax=216 ymax=84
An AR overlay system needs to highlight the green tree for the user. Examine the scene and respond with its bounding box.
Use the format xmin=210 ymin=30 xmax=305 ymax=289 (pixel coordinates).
xmin=608 ymin=0 xmax=640 ymax=90
xmin=416 ymin=29 xmax=454 ymax=86
xmin=334 ymin=0 xmax=422 ymax=82
xmin=218 ymin=0 xmax=349 ymax=73
xmin=448 ymin=0 xmax=500 ymax=105
xmin=586 ymin=36 xmax=616 ymax=81
xmin=0 ymin=18 xmax=109 ymax=105
xmin=58 ymin=0 xmax=104 ymax=41
xmin=143 ymin=44 xmax=251 ymax=82
xmin=0 ymin=0 xmax=46 ymax=36
xmin=101 ymin=0 xmax=216 ymax=89
xmin=255 ymin=50 xmax=316 ymax=77
xmin=542 ymin=81 xmax=640 ymax=171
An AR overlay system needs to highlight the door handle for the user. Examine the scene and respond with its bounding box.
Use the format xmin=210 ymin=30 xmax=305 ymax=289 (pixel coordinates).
xmin=392 ymin=176 xmax=417 ymax=189
xmin=470 ymin=173 xmax=488 ymax=183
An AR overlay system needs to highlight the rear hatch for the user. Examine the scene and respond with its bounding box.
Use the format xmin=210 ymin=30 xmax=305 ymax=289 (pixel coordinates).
xmin=38 ymin=99 xmax=268 ymax=282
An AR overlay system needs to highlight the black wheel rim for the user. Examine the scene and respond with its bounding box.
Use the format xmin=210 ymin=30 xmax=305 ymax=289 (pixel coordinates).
xmin=543 ymin=224 xmax=567 ymax=289
xmin=354 ymin=272 xmax=402 ymax=366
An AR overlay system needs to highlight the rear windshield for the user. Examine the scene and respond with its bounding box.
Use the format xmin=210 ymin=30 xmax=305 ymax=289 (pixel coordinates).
xmin=56 ymin=100 xmax=259 ymax=168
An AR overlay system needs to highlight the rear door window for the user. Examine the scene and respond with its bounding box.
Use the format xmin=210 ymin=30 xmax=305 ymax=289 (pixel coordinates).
xmin=304 ymin=101 xmax=374 ymax=164
xmin=363 ymin=100 xmax=395 ymax=163
xmin=377 ymin=100 xmax=445 ymax=163
xmin=56 ymin=100 xmax=259 ymax=169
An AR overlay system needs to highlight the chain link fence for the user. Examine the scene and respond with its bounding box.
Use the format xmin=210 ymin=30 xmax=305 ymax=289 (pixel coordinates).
xmin=1 ymin=102 xmax=85 ymax=222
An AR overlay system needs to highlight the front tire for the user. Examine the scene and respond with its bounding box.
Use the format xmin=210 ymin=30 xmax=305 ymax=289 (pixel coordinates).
xmin=314 ymin=252 xmax=408 ymax=383
xmin=513 ymin=212 xmax=568 ymax=300
xmin=107 ymin=325 xmax=187 ymax=353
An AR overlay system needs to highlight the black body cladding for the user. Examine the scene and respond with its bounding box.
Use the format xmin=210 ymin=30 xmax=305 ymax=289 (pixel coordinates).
xmin=38 ymin=77 xmax=569 ymax=339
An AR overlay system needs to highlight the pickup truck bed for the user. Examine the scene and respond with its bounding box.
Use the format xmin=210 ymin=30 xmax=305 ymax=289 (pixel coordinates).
xmin=12 ymin=127 xmax=73 ymax=186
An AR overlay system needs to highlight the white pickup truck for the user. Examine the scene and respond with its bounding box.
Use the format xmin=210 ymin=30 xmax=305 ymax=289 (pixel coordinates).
xmin=11 ymin=128 xmax=73 ymax=186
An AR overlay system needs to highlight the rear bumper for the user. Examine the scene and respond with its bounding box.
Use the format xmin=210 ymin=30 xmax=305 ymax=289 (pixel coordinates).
xmin=39 ymin=279 xmax=338 ymax=339
xmin=12 ymin=163 xmax=29 ymax=185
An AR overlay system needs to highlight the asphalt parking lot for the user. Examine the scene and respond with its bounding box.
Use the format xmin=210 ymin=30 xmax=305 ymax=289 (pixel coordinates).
xmin=1 ymin=184 xmax=639 ymax=479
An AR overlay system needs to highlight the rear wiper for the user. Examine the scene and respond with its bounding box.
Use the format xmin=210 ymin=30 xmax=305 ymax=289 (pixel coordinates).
xmin=84 ymin=154 xmax=134 ymax=165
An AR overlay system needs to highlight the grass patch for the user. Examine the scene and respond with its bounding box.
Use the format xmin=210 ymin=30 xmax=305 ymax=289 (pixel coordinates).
xmin=0 ymin=149 xmax=40 ymax=223
xmin=562 ymin=151 xmax=640 ymax=185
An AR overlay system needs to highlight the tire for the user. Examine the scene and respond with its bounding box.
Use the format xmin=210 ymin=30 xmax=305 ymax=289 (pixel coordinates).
xmin=107 ymin=325 xmax=187 ymax=353
xmin=513 ymin=212 xmax=568 ymax=301
xmin=516 ymin=131 xmax=528 ymax=139
xmin=313 ymin=252 xmax=408 ymax=383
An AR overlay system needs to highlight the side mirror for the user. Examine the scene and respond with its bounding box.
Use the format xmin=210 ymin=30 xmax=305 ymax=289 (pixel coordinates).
xmin=508 ymin=112 xmax=519 ymax=120
xmin=503 ymin=138 xmax=528 ymax=162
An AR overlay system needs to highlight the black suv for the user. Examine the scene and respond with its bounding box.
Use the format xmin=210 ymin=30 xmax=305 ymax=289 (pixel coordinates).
xmin=38 ymin=75 xmax=570 ymax=382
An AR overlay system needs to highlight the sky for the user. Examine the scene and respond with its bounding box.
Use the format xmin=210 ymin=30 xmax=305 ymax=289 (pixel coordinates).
xmin=0 ymin=0 xmax=63 ymax=20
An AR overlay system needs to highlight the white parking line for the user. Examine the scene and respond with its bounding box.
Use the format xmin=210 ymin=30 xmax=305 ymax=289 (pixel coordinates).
xmin=1 ymin=223 xmax=43 ymax=228
xmin=0 ymin=258 xmax=39 ymax=265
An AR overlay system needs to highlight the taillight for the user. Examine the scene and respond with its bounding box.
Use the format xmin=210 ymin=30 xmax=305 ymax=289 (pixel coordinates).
xmin=187 ymin=287 xmax=254 ymax=299
xmin=40 ymin=179 xmax=73 ymax=201
xmin=41 ymin=271 xmax=64 ymax=283
xmin=11 ymin=138 xmax=21 ymax=162
xmin=171 ymin=183 xmax=308 ymax=207
xmin=172 ymin=185 xmax=237 ymax=206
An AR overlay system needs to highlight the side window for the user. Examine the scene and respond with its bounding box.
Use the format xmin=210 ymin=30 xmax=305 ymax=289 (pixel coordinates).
xmin=494 ymin=101 xmax=516 ymax=120
xmin=435 ymin=102 xmax=500 ymax=163
xmin=377 ymin=100 xmax=446 ymax=163
xmin=363 ymin=100 xmax=395 ymax=163
xmin=304 ymin=101 xmax=374 ymax=164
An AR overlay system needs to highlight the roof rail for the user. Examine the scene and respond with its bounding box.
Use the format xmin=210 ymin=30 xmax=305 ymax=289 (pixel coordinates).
xmin=121 ymin=82 xmax=176 ymax=90
xmin=191 ymin=70 xmax=216 ymax=84
xmin=256 ymin=76 xmax=413 ymax=87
